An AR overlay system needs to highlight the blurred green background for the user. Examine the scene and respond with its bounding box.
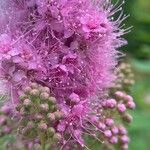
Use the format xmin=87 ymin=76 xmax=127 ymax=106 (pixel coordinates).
xmin=0 ymin=0 xmax=150 ymax=149
xmin=123 ymin=0 xmax=150 ymax=149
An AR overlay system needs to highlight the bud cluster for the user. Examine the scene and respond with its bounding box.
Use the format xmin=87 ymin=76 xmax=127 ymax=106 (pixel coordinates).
xmin=16 ymin=83 xmax=64 ymax=148
xmin=98 ymin=86 xmax=136 ymax=149
xmin=113 ymin=63 xmax=135 ymax=92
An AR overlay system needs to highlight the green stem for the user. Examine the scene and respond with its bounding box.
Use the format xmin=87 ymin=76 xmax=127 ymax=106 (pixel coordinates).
xmin=40 ymin=132 xmax=46 ymax=150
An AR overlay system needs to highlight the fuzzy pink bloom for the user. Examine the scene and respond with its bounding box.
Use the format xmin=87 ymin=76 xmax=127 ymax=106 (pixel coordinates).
xmin=0 ymin=0 xmax=130 ymax=148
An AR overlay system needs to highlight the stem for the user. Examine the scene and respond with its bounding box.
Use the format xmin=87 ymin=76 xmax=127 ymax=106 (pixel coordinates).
xmin=40 ymin=132 xmax=46 ymax=150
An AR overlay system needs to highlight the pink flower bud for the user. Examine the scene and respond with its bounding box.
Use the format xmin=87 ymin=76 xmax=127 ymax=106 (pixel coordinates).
xmin=120 ymin=135 xmax=130 ymax=143
xmin=118 ymin=126 xmax=127 ymax=135
xmin=115 ymin=91 xmax=124 ymax=99
xmin=106 ymin=99 xmax=117 ymax=108
xmin=0 ymin=105 xmax=11 ymax=114
xmin=0 ymin=116 xmax=6 ymax=125
xmin=111 ymin=126 xmax=119 ymax=135
xmin=124 ymin=95 xmax=133 ymax=102
xmin=3 ymin=126 xmax=11 ymax=134
xmin=110 ymin=136 xmax=118 ymax=144
xmin=117 ymin=104 xmax=126 ymax=113
xmin=98 ymin=122 xmax=106 ymax=130
xmin=126 ymin=101 xmax=136 ymax=109
xmin=38 ymin=122 xmax=48 ymax=130
xmin=69 ymin=93 xmax=80 ymax=103
xmin=122 ymin=144 xmax=129 ymax=150
xmin=104 ymin=130 xmax=112 ymax=138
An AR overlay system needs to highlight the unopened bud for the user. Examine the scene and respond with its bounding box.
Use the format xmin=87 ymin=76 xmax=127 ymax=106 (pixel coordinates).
xmin=35 ymin=114 xmax=43 ymax=121
xmin=48 ymin=127 xmax=55 ymax=137
xmin=122 ymin=113 xmax=133 ymax=123
xmin=40 ymin=104 xmax=49 ymax=112
xmin=23 ymin=99 xmax=31 ymax=107
xmin=27 ymin=121 xmax=34 ymax=129
xmin=53 ymin=133 xmax=62 ymax=141
xmin=40 ymin=92 xmax=49 ymax=100
xmin=109 ymin=136 xmax=118 ymax=144
xmin=40 ymin=86 xmax=50 ymax=93
xmin=30 ymin=83 xmax=38 ymax=89
xmin=38 ymin=122 xmax=47 ymax=131
xmin=24 ymin=86 xmax=32 ymax=94
xmin=47 ymin=113 xmax=55 ymax=122
xmin=117 ymin=104 xmax=126 ymax=113
xmin=54 ymin=111 xmax=64 ymax=120
xmin=49 ymin=97 xmax=56 ymax=105
xmin=126 ymin=101 xmax=136 ymax=110
xmin=104 ymin=130 xmax=112 ymax=138
xmin=30 ymin=89 xmax=39 ymax=97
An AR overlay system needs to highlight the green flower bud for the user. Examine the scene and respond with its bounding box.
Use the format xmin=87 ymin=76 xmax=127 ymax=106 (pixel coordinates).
xmin=30 ymin=83 xmax=39 ymax=89
xmin=24 ymin=86 xmax=32 ymax=94
xmin=40 ymin=92 xmax=49 ymax=101
xmin=39 ymin=104 xmax=49 ymax=112
xmin=38 ymin=122 xmax=48 ymax=131
xmin=49 ymin=97 xmax=56 ymax=105
xmin=30 ymin=89 xmax=40 ymax=97
xmin=54 ymin=111 xmax=64 ymax=120
xmin=48 ymin=127 xmax=55 ymax=137
xmin=53 ymin=133 xmax=62 ymax=141
xmin=47 ymin=113 xmax=55 ymax=122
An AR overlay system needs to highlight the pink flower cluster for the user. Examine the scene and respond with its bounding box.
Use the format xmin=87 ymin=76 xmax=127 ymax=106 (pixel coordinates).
xmin=0 ymin=0 xmax=134 ymax=149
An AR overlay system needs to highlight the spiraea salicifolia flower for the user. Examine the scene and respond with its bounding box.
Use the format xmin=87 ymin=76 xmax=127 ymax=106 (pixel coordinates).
xmin=0 ymin=0 xmax=135 ymax=150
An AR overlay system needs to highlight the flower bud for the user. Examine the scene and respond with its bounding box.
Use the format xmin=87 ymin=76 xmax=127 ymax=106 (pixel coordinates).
xmin=39 ymin=104 xmax=49 ymax=112
xmin=98 ymin=122 xmax=106 ymax=131
xmin=40 ymin=86 xmax=50 ymax=93
xmin=20 ymin=94 xmax=28 ymax=101
xmin=2 ymin=126 xmax=11 ymax=134
xmin=104 ymin=130 xmax=112 ymax=138
xmin=23 ymin=99 xmax=32 ymax=107
xmin=126 ymin=101 xmax=136 ymax=110
xmin=121 ymin=144 xmax=128 ymax=150
xmin=40 ymin=92 xmax=49 ymax=100
xmin=24 ymin=86 xmax=32 ymax=94
xmin=105 ymin=99 xmax=117 ymax=108
xmin=38 ymin=122 xmax=48 ymax=131
xmin=115 ymin=91 xmax=124 ymax=99
xmin=54 ymin=111 xmax=64 ymax=120
xmin=34 ymin=114 xmax=43 ymax=121
xmin=111 ymin=126 xmax=119 ymax=135
xmin=48 ymin=127 xmax=55 ymax=137
xmin=117 ymin=104 xmax=126 ymax=113
xmin=0 ymin=105 xmax=11 ymax=114
xmin=30 ymin=89 xmax=40 ymax=97
xmin=105 ymin=118 xmax=114 ymax=127
xmin=118 ymin=126 xmax=127 ymax=135
xmin=49 ymin=97 xmax=56 ymax=105
xmin=122 ymin=113 xmax=133 ymax=123
xmin=0 ymin=116 xmax=6 ymax=125
xmin=27 ymin=121 xmax=34 ymax=129
xmin=120 ymin=135 xmax=130 ymax=143
xmin=30 ymin=83 xmax=38 ymax=89
xmin=110 ymin=136 xmax=118 ymax=144
xmin=124 ymin=95 xmax=133 ymax=102
xmin=47 ymin=113 xmax=55 ymax=122
xmin=53 ymin=133 xmax=62 ymax=141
